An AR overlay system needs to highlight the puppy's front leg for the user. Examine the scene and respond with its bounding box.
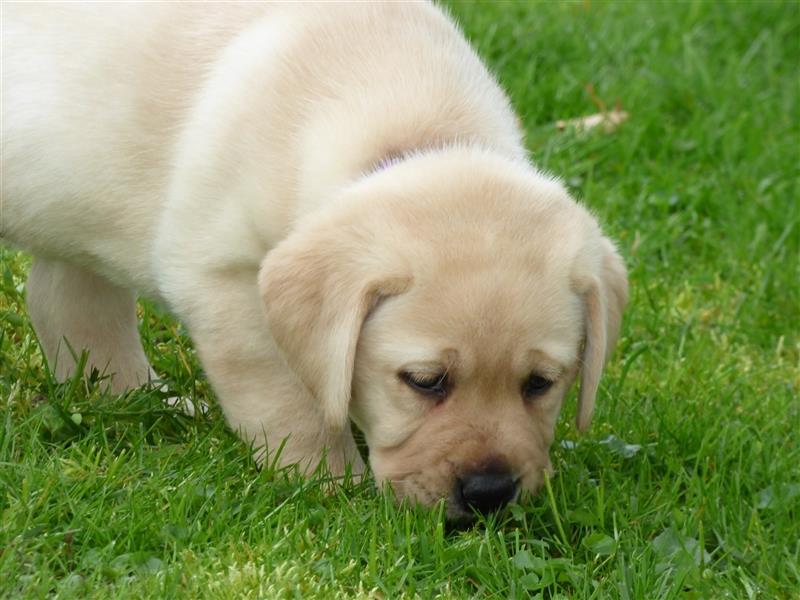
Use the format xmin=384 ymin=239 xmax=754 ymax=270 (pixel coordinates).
xmin=177 ymin=271 xmax=364 ymax=478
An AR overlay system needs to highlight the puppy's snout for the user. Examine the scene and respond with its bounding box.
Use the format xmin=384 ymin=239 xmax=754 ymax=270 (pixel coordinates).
xmin=456 ymin=471 xmax=518 ymax=514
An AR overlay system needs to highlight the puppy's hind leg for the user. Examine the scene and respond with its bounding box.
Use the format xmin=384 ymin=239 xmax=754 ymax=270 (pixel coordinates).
xmin=26 ymin=258 xmax=153 ymax=394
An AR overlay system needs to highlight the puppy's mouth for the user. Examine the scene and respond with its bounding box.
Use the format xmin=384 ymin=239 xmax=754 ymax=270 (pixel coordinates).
xmin=390 ymin=472 xmax=523 ymax=521
xmin=445 ymin=474 xmax=522 ymax=521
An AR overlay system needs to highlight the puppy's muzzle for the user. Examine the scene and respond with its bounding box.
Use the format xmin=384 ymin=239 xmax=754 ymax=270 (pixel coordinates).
xmin=456 ymin=471 xmax=518 ymax=514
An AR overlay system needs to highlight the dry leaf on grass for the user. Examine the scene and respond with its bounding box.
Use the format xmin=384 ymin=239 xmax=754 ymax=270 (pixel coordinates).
xmin=556 ymin=83 xmax=629 ymax=133
xmin=555 ymin=108 xmax=629 ymax=133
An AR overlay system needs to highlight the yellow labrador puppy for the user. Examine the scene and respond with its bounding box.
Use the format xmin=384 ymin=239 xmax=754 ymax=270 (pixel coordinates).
xmin=2 ymin=3 xmax=627 ymax=519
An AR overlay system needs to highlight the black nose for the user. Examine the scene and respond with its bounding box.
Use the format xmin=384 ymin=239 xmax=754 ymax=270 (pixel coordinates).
xmin=456 ymin=471 xmax=518 ymax=514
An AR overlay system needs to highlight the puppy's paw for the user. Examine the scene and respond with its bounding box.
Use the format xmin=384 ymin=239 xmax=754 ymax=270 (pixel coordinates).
xmin=163 ymin=395 xmax=209 ymax=417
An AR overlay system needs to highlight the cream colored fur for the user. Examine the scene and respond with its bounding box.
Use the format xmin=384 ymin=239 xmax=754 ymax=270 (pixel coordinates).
xmin=2 ymin=2 xmax=627 ymax=516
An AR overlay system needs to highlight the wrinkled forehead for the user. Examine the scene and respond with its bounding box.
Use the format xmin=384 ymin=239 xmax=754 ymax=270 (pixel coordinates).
xmin=365 ymin=261 xmax=584 ymax=373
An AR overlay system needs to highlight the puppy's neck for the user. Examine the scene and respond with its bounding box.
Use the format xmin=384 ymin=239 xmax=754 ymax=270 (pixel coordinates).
xmin=364 ymin=141 xmax=471 ymax=176
xmin=371 ymin=150 xmax=408 ymax=173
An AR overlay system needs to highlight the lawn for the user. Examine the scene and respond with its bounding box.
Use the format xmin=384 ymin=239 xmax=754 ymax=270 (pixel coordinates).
xmin=1 ymin=1 xmax=798 ymax=598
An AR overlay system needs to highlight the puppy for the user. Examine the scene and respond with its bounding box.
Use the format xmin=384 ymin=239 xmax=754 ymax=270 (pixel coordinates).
xmin=1 ymin=3 xmax=627 ymax=519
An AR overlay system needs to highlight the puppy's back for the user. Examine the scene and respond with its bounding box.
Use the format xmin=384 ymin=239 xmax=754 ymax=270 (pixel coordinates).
xmin=2 ymin=4 xmax=525 ymax=288
xmin=1 ymin=4 xmax=272 ymax=271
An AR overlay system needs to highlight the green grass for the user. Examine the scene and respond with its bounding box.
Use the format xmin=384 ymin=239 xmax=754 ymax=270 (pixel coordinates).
xmin=2 ymin=1 xmax=799 ymax=597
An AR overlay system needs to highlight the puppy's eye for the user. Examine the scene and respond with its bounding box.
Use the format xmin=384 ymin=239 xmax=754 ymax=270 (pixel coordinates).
xmin=400 ymin=371 xmax=450 ymax=398
xmin=522 ymin=374 xmax=554 ymax=399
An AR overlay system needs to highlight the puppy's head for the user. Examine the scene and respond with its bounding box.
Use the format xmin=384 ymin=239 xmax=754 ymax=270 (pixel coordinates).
xmin=259 ymin=149 xmax=627 ymax=519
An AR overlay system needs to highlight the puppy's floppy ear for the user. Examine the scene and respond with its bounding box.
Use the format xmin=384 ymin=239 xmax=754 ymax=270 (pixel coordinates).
xmin=258 ymin=221 xmax=411 ymax=434
xmin=574 ymin=236 xmax=628 ymax=431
